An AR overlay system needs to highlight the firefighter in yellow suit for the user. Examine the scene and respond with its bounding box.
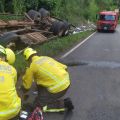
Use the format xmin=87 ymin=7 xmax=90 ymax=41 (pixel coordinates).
xmin=0 ymin=45 xmax=21 ymax=120
xmin=22 ymin=47 xmax=74 ymax=111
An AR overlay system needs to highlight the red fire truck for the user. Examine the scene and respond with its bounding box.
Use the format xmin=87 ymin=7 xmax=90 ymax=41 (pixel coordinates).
xmin=96 ymin=11 xmax=119 ymax=32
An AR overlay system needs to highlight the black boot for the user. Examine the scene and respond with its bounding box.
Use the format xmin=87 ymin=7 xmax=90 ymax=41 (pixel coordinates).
xmin=64 ymin=97 xmax=74 ymax=111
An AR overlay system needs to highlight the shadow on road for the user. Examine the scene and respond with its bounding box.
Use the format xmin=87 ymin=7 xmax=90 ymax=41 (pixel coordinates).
xmin=63 ymin=111 xmax=73 ymax=120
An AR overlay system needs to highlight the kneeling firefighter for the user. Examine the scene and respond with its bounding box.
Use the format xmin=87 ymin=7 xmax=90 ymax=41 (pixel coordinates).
xmin=21 ymin=47 xmax=74 ymax=112
xmin=0 ymin=45 xmax=21 ymax=120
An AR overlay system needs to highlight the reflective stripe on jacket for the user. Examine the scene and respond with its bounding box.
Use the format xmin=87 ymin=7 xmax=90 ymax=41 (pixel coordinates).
xmin=23 ymin=56 xmax=70 ymax=93
xmin=0 ymin=60 xmax=21 ymax=120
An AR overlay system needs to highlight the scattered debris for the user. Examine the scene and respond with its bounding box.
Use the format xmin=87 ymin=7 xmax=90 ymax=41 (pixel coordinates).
xmin=73 ymin=23 xmax=96 ymax=34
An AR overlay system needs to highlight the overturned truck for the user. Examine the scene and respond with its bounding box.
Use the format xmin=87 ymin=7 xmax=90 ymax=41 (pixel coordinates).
xmin=0 ymin=8 xmax=72 ymax=49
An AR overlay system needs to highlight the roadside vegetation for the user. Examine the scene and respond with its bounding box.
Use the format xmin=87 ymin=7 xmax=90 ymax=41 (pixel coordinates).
xmin=15 ymin=30 xmax=93 ymax=74
xmin=0 ymin=14 xmax=23 ymax=20
xmin=0 ymin=0 xmax=119 ymax=24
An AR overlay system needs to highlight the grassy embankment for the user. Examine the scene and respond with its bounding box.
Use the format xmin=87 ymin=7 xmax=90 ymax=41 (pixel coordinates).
xmin=15 ymin=30 xmax=94 ymax=75
xmin=0 ymin=14 xmax=23 ymax=20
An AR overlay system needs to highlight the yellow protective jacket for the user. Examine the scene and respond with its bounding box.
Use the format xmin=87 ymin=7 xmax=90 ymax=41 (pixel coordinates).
xmin=23 ymin=56 xmax=70 ymax=93
xmin=0 ymin=60 xmax=21 ymax=120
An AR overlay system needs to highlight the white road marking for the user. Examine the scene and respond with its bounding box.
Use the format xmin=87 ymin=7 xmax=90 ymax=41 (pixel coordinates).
xmin=61 ymin=32 xmax=96 ymax=59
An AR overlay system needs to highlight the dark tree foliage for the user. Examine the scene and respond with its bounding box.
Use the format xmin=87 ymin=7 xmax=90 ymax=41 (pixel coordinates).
xmin=0 ymin=0 xmax=118 ymax=23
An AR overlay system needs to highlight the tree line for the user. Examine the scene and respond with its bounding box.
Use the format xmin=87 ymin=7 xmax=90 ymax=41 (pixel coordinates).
xmin=0 ymin=0 xmax=119 ymax=24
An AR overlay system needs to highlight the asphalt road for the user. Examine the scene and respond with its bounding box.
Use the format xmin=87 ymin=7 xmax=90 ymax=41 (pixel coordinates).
xmin=43 ymin=25 xmax=120 ymax=120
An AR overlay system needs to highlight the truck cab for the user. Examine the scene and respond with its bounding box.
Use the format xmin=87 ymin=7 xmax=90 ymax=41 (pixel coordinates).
xmin=96 ymin=11 xmax=119 ymax=32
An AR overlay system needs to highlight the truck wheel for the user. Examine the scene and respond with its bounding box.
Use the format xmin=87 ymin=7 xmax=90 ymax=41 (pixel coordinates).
xmin=0 ymin=32 xmax=19 ymax=46
xmin=110 ymin=30 xmax=115 ymax=33
xmin=50 ymin=21 xmax=66 ymax=37
xmin=38 ymin=8 xmax=50 ymax=19
xmin=27 ymin=10 xmax=41 ymax=21
xmin=97 ymin=29 xmax=101 ymax=32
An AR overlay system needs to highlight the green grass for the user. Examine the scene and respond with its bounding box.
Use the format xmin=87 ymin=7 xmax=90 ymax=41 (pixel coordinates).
xmin=33 ymin=31 xmax=94 ymax=56
xmin=0 ymin=14 xmax=23 ymax=21
xmin=15 ymin=30 xmax=94 ymax=74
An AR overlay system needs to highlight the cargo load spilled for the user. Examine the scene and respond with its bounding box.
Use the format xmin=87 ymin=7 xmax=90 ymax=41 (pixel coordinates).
xmin=0 ymin=8 xmax=74 ymax=49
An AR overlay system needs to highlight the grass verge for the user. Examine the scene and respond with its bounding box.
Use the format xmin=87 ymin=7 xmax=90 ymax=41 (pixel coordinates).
xmin=15 ymin=30 xmax=94 ymax=74
xmin=0 ymin=14 xmax=23 ymax=21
